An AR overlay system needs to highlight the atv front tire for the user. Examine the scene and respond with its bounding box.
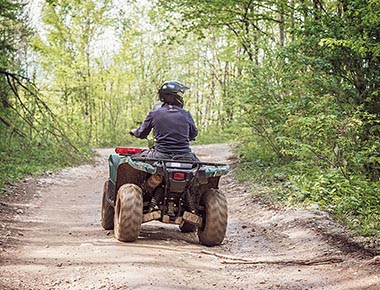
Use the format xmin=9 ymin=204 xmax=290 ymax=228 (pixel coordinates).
xmin=198 ymin=189 xmax=228 ymax=246
xmin=114 ymin=184 xmax=143 ymax=242
xmin=101 ymin=181 xmax=114 ymax=230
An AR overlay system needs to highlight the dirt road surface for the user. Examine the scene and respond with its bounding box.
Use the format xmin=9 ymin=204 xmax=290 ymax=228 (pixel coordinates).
xmin=0 ymin=144 xmax=379 ymax=289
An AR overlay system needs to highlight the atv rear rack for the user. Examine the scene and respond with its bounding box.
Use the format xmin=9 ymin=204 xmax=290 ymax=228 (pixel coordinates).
xmin=127 ymin=156 xmax=230 ymax=177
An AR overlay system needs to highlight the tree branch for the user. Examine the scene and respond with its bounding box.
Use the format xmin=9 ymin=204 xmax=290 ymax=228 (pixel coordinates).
xmin=1 ymin=69 xmax=81 ymax=152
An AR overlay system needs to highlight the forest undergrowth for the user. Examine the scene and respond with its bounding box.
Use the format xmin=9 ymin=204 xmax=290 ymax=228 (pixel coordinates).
xmin=236 ymin=139 xmax=380 ymax=240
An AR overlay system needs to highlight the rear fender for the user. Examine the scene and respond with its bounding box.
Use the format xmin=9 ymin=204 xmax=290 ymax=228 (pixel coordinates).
xmin=108 ymin=154 xmax=121 ymax=185
xmin=198 ymin=176 xmax=221 ymax=193
xmin=108 ymin=154 xmax=145 ymax=197
xmin=115 ymin=162 xmax=145 ymax=195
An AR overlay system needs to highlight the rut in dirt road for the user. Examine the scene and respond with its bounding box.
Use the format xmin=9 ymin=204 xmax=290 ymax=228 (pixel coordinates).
xmin=0 ymin=144 xmax=379 ymax=290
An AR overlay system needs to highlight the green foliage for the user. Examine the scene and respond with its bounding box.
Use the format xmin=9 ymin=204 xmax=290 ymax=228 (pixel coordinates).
xmin=210 ymin=0 xmax=380 ymax=237
xmin=195 ymin=124 xmax=238 ymax=145
xmin=294 ymin=0 xmax=380 ymax=115
xmin=0 ymin=0 xmax=95 ymax=190
xmin=0 ymin=0 xmax=25 ymax=69
xmin=31 ymin=0 xmax=243 ymax=149
xmin=289 ymin=171 xmax=380 ymax=236
xmin=0 ymin=134 xmax=92 ymax=190
xmin=0 ymin=0 xmax=83 ymax=190
xmin=238 ymin=140 xmax=380 ymax=237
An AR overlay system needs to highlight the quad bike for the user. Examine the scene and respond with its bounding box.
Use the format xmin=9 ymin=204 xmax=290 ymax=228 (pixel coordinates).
xmin=101 ymin=147 xmax=229 ymax=246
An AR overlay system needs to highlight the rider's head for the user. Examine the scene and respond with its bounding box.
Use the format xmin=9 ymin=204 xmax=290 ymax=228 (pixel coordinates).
xmin=158 ymin=81 xmax=190 ymax=108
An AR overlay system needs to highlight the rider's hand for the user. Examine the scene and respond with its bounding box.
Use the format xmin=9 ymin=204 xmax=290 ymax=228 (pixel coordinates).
xmin=129 ymin=129 xmax=137 ymax=136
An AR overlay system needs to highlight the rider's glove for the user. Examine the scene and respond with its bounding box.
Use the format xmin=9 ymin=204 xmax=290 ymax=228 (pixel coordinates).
xmin=129 ymin=129 xmax=137 ymax=136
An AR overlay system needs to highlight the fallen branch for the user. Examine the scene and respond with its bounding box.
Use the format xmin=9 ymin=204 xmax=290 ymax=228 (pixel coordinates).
xmin=201 ymin=249 xmax=294 ymax=262
xmin=365 ymin=256 xmax=380 ymax=265
xmin=201 ymin=250 xmax=247 ymax=261
xmin=201 ymin=250 xmax=343 ymax=266
xmin=221 ymin=257 xmax=344 ymax=265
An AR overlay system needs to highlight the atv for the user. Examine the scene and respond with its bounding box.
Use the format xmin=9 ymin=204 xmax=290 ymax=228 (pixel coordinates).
xmin=101 ymin=147 xmax=229 ymax=246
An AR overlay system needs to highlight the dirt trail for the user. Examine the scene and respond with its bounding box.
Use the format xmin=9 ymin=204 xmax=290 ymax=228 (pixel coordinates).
xmin=0 ymin=144 xmax=379 ymax=289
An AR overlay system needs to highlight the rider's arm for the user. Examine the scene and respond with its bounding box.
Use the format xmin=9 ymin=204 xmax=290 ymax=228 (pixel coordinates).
xmin=131 ymin=111 xmax=153 ymax=139
xmin=188 ymin=112 xmax=198 ymax=140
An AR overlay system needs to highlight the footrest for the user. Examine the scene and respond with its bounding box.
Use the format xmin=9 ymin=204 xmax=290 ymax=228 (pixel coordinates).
xmin=162 ymin=215 xmax=182 ymax=224
xmin=183 ymin=211 xmax=202 ymax=227
xmin=142 ymin=210 xmax=161 ymax=223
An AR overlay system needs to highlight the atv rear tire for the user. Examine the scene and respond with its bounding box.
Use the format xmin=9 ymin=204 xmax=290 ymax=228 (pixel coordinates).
xmin=114 ymin=184 xmax=143 ymax=242
xmin=179 ymin=221 xmax=196 ymax=233
xmin=197 ymin=189 xmax=228 ymax=246
xmin=101 ymin=181 xmax=114 ymax=230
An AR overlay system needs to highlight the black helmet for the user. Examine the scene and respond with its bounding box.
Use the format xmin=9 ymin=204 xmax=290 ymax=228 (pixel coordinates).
xmin=158 ymin=80 xmax=190 ymax=107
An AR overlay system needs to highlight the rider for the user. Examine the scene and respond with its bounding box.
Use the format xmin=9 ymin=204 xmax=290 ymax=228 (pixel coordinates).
xmin=129 ymin=80 xmax=199 ymax=161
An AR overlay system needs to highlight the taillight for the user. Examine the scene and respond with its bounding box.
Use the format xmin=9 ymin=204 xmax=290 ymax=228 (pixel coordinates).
xmin=115 ymin=147 xmax=143 ymax=155
xmin=173 ymin=172 xmax=186 ymax=181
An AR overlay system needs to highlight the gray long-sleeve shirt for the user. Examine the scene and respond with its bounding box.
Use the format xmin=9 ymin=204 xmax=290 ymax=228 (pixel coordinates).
xmin=133 ymin=104 xmax=198 ymax=153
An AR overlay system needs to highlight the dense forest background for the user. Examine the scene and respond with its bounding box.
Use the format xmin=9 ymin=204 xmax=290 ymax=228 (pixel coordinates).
xmin=0 ymin=0 xmax=379 ymax=237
